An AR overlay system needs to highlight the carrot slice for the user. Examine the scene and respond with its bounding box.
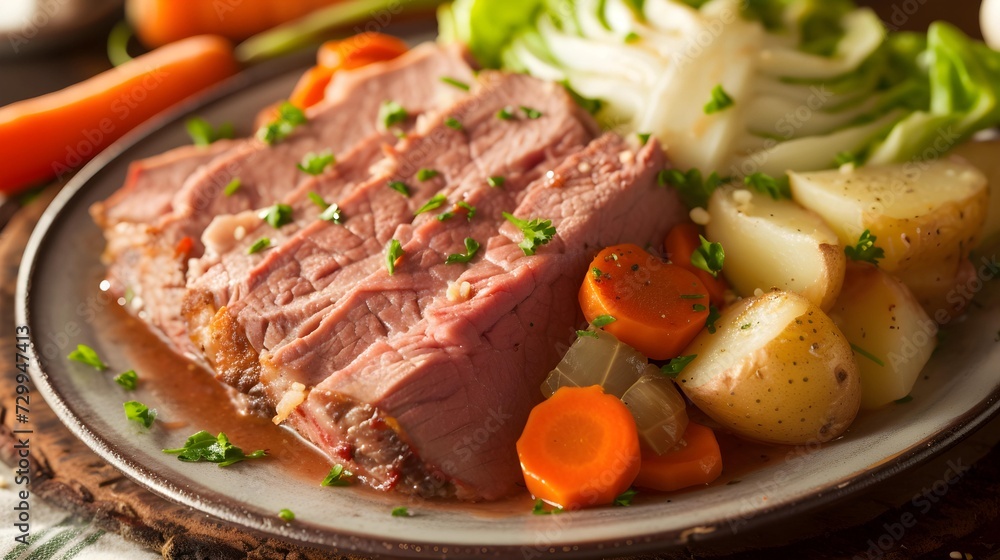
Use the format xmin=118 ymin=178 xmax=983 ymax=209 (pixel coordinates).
xmin=634 ymin=422 xmax=723 ymax=492
xmin=316 ymin=33 xmax=409 ymax=70
xmin=288 ymin=66 xmax=335 ymax=110
xmin=579 ymin=243 xmax=709 ymax=360
xmin=664 ymin=223 xmax=730 ymax=307
xmin=516 ymin=386 xmax=641 ymax=510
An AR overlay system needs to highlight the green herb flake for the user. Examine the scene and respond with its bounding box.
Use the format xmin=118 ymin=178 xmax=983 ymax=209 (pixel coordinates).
xmin=706 ymin=305 xmax=722 ymax=334
xmin=845 ymin=230 xmax=885 ymax=266
xmin=223 ymin=177 xmax=242 ymax=196
xmin=445 ymin=117 xmax=463 ymax=130
xmin=186 ymin=117 xmax=233 ymax=147
xmin=637 ymin=132 xmax=651 ymax=146
xmin=319 ymin=203 xmax=344 ymax=224
xmin=307 ymin=191 xmax=329 ymax=209
xmin=297 ymin=151 xmax=336 ymax=175
xmin=704 ymin=84 xmax=734 ymax=114
xmin=278 ymin=509 xmax=295 ymax=522
xmin=388 ymin=181 xmax=411 ymax=197
xmin=743 ymin=172 xmax=791 ymax=200
xmin=259 ymin=203 xmax=293 ymax=229
xmin=391 ymin=506 xmax=411 ymax=517
xmin=68 ymin=344 xmax=107 ymax=370
xmin=521 ymin=106 xmax=543 ymax=119
xmin=894 ymin=395 xmax=914 ymax=404
xmin=624 ymin=31 xmax=641 ymax=43
xmin=321 ymin=464 xmax=353 ymax=487
xmin=691 ymin=235 xmax=725 ymax=277
xmin=247 ymin=238 xmax=271 ymax=255
xmin=502 ymin=212 xmax=557 ymax=256
xmin=114 ymin=369 xmax=138 ymax=390
xmin=576 ymin=330 xmax=599 ymax=338
xmin=614 ymin=488 xmax=638 ymax=506
xmin=661 ymin=354 xmax=697 ymax=378
xmin=386 ymin=239 xmax=404 ymax=275
xmin=163 ymin=430 xmax=267 ymax=467
xmin=592 ymin=267 xmax=604 ymax=280
xmin=680 ymin=294 xmax=705 ymax=299
xmin=659 ymin=168 xmax=728 ymax=209
xmin=851 ymin=343 xmax=886 ymax=367
xmin=415 ymin=194 xmax=448 ymax=216
xmin=379 ymin=100 xmax=408 ymax=130
xmin=531 ymin=499 xmax=563 ymax=515
xmin=487 ymin=176 xmax=505 ymax=188
xmin=440 ymin=76 xmax=470 ymax=91
xmin=445 ymin=237 xmax=481 ymax=264
xmin=740 ymin=323 xmax=752 ymax=330
xmin=437 ymin=211 xmax=455 ymax=222
xmin=457 ymin=201 xmax=476 ymax=221
xmin=592 ymin=314 xmax=617 ymax=328
xmin=692 ymin=303 xmax=707 ymax=312
xmin=497 ymin=106 xmax=515 ymax=120
xmin=123 ymin=400 xmax=155 ymax=428
xmin=416 ymin=168 xmax=440 ymax=181
xmin=257 ymin=102 xmax=307 ymax=145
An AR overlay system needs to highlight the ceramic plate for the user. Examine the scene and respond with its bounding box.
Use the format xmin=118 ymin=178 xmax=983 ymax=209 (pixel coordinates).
xmin=16 ymin=33 xmax=1000 ymax=558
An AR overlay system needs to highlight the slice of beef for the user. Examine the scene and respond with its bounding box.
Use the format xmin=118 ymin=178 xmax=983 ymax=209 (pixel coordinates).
xmin=98 ymin=44 xmax=475 ymax=354
xmin=284 ymin=135 xmax=687 ymax=499
xmin=185 ymin=73 xmax=595 ymax=399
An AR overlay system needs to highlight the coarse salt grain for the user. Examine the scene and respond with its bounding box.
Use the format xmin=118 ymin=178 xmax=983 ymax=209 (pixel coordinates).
xmin=234 ymin=225 xmax=246 ymax=241
xmin=577 ymin=162 xmax=591 ymax=173
xmin=447 ymin=281 xmax=473 ymax=302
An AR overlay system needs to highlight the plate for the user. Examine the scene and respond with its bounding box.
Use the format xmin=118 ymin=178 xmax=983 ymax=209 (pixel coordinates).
xmin=16 ymin=34 xmax=1000 ymax=558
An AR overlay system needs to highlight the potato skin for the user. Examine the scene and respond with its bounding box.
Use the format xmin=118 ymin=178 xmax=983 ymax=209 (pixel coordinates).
xmin=677 ymin=291 xmax=861 ymax=445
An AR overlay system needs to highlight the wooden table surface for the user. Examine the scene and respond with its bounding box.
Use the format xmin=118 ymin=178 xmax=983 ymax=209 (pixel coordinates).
xmin=2 ymin=2 xmax=998 ymax=558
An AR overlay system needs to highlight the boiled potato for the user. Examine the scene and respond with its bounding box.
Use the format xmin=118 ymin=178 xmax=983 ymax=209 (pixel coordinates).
xmin=950 ymin=140 xmax=1000 ymax=249
xmin=675 ymin=290 xmax=860 ymax=445
xmin=706 ymin=186 xmax=846 ymax=310
xmin=828 ymin=264 xmax=938 ymax=410
xmin=789 ymin=160 xmax=988 ymax=312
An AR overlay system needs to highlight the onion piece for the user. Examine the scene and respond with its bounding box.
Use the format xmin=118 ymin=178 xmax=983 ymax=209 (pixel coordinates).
xmin=621 ymin=367 xmax=689 ymax=455
xmin=541 ymin=329 xmax=647 ymax=399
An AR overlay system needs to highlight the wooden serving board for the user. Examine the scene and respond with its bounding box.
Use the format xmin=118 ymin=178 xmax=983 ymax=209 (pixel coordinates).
xmin=3 ymin=190 xmax=1000 ymax=560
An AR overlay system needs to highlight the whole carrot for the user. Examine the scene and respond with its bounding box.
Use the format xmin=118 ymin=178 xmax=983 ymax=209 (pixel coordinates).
xmin=0 ymin=35 xmax=239 ymax=195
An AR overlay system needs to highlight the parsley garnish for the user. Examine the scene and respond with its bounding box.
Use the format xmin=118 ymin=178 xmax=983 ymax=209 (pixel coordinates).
xmin=278 ymin=509 xmax=295 ymax=521
xmin=163 ymin=431 xmax=267 ymax=467
xmin=706 ymin=305 xmax=722 ymax=334
xmin=391 ymin=506 xmax=411 ymax=517
xmin=445 ymin=237 xmax=480 ymax=264
xmin=624 ymin=31 xmax=641 ymax=43
xmin=440 ymin=76 xmax=470 ymax=91
xmin=386 ymin=239 xmax=404 ymax=275
xmin=502 ymin=212 xmax=556 ymax=256
xmin=661 ymin=355 xmax=697 ymax=378
xmin=692 ymin=303 xmax=707 ymax=312
xmin=845 ymin=230 xmax=884 ymax=266
xmin=851 ymin=343 xmax=885 ymax=367
xmin=637 ymin=132 xmax=651 ymax=146
xmin=592 ymin=267 xmax=604 ymax=279
xmin=247 ymin=238 xmax=271 ymax=254
xmin=259 ymin=203 xmax=293 ymax=229
xmin=487 ymin=176 xmax=505 ymax=188
xmin=691 ymin=235 xmax=725 ymax=277
xmin=592 ymin=314 xmax=616 ymax=328
xmin=416 ymin=168 xmax=440 ymax=181
xmin=445 ymin=117 xmax=463 ymax=130
xmin=297 ymin=151 xmax=335 ymax=175
xmin=123 ymin=401 xmax=155 ymax=428
xmin=223 ymin=177 xmax=242 ymax=196
xmin=531 ymin=499 xmax=563 ymax=515
xmin=521 ymin=106 xmax=543 ymax=119
xmin=743 ymin=172 xmax=791 ymax=200
xmin=68 ymin=344 xmax=107 ymax=370
xmin=321 ymin=464 xmax=353 ymax=487
xmin=388 ymin=181 xmax=411 ymax=197
xmin=457 ymin=201 xmax=476 ymax=221
xmin=659 ymin=168 xmax=727 ymax=209
xmin=614 ymin=488 xmax=638 ymax=506
xmin=576 ymin=330 xmax=599 ymax=338
xmin=186 ymin=117 xmax=233 ymax=146
xmin=497 ymin=106 xmax=515 ymax=120
xmin=307 ymin=191 xmax=328 ymax=209
xmin=114 ymin=370 xmax=138 ymax=390
xmin=378 ymin=100 xmax=408 ymax=130
xmin=319 ymin=203 xmax=344 ymax=224
xmin=415 ymin=194 xmax=447 ymax=216
xmin=704 ymin=84 xmax=734 ymax=114
xmin=257 ymin=102 xmax=306 ymax=145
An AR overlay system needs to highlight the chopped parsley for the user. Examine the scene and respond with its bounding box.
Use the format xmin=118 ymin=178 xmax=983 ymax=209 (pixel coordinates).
xmin=845 ymin=230 xmax=885 ymax=266
xmin=576 ymin=330 xmax=599 ymax=338
xmin=386 ymin=239 xmax=404 ymax=275
xmin=457 ymin=201 xmax=476 ymax=221
xmin=259 ymin=203 xmax=293 ymax=229
xmin=123 ymin=401 xmax=155 ymax=428
xmin=637 ymin=132 xmax=651 ymax=146
xmin=319 ymin=203 xmax=344 ymax=224
xmin=614 ymin=488 xmax=638 ymax=506
xmin=703 ymin=84 xmax=734 ymax=114
xmin=68 ymin=344 xmax=107 ymax=370
xmin=278 ymin=509 xmax=295 ymax=522
xmin=521 ymin=106 xmax=543 ymax=119
xmin=743 ymin=172 xmax=791 ymax=200
xmin=691 ymin=236 xmax=725 ymax=277
xmin=851 ymin=343 xmax=885 ymax=367
xmin=388 ymin=180 xmax=411 ymax=197
xmin=416 ymin=168 xmax=440 ymax=181
xmin=592 ymin=314 xmax=617 ymax=328
xmin=497 ymin=106 xmax=515 ymax=120
xmin=307 ymin=191 xmax=328 ymax=209
xmin=661 ymin=355 xmax=697 ymax=378
xmin=186 ymin=117 xmax=233 ymax=147
xmin=391 ymin=506 xmax=411 ymax=517
xmin=114 ymin=370 xmax=138 ymax=390
xmin=592 ymin=267 xmax=604 ymax=280
xmin=223 ymin=177 xmax=242 ymax=196
xmin=445 ymin=116 xmax=463 ymax=130
xmin=502 ymin=212 xmax=556 ymax=256
xmin=247 ymin=238 xmax=271 ymax=254
xmin=706 ymin=305 xmax=722 ymax=334
xmin=659 ymin=168 xmax=727 ymax=209
xmin=296 ymin=151 xmax=335 ymax=175
xmin=321 ymin=464 xmax=353 ymax=487
xmin=531 ymin=499 xmax=563 ymax=515
xmin=257 ymin=102 xmax=307 ymax=145
xmin=378 ymin=100 xmax=408 ymax=130
xmin=440 ymin=76 xmax=470 ymax=91
xmin=487 ymin=176 xmax=505 ymax=188
xmin=445 ymin=237 xmax=481 ymax=264
xmin=624 ymin=31 xmax=641 ymax=43
xmin=162 ymin=430 xmax=267 ymax=467
xmin=415 ymin=194 xmax=448 ymax=216
xmin=692 ymin=303 xmax=707 ymax=312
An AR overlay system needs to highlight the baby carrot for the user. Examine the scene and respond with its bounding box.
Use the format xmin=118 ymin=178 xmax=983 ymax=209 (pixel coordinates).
xmin=289 ymin=33 xmax=409 ymax=109
xmin=633 ymin=422 xmax=723 ymax=492
xmin=580 ymin=244 xmax=709 ymax=360
xmin=664 ymin=222 xmax=730 ymax=307
xmin=516 ymin=386 xmax=641 ymax=510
